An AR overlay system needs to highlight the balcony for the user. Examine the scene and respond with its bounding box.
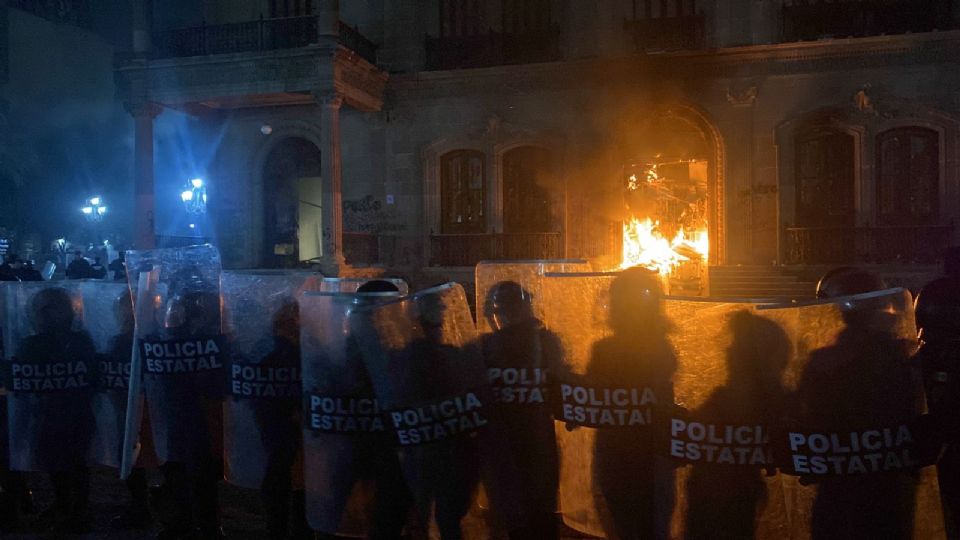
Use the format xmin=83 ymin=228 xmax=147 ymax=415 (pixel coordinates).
xmin=429 ymin=232 xmax=562 ymax=266
xmin=153 ymin=17 xmax=377 ymax=65
xmin=782 ymin=0 xmax=957 ymax=42
xmin=425 ymin=30 xmax=561 ymax=71
xmin=117 ymin=17 xmax=386 ymax=114
xmin=784 ymin=225 xmax=954 ymax=264
xmin=624 ymin=0 xmax=705 ymax=52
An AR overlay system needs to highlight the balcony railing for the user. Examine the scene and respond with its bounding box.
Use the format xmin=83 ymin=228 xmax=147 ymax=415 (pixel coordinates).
xmin=624 ymin=0 xmax=705 ymax=52
xmin=424 ymin=29 xmax=561 ymax=71
xmin=152 ymin=17 xmax=377 ymax=64
xmin=784 ymin=225 xmax=954 ymax=264
xmin=430 ymin=232 xmax=562 ymax=266
xmin=343 ymin=232 xmax=380 ymax=265
xmin=782 ymin=0 xmax=957 ymax=42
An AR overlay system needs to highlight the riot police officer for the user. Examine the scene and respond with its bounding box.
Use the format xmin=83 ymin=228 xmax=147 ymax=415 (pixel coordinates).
xmin=18 ymin=287 xmax=97 ymax=534
xmin=914 ymin=272 xmax=960 ymax=534
xmin=481 ymin=280 xmax=565 ymax=538
xmin=798 ymin=267 xmax=923 ymax=539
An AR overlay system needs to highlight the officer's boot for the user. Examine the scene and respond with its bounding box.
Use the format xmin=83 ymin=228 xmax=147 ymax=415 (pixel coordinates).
xmin=113 ymin=467 xmax=153 ymax=529
xmin=155 ymin=462 xmax=197 ymax=539
xmin=195 ymin=458 xmax=225 ymax=539
xmin=260 ymin=462 xmax=291 ymax=540
xmin=290 ymin=490 xmax=314 ymax=540
xmin=0 ymin=469 xmax=23 ymax=533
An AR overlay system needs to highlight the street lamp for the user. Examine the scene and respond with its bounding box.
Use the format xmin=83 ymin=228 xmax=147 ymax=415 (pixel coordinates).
xmin=82 ymin=196 xmax=106 ymax=222
xmin=181 ymin=178 xmax=208 ymax=214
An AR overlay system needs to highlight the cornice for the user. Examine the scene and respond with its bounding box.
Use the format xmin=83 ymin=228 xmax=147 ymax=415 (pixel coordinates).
xmin=388 ymin=31 xmax=960 ymax=99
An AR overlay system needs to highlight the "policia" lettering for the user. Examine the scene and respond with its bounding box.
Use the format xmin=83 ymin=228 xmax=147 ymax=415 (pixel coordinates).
xmin=307 ymin=395 xmax=384 ymax=433
xmin=670 ymin=419 xmax=770 ymax=465
xmin=788 ymin=426 xmax=916 ymax=475
xmin=11 ymin=361 xmax=90 ymax=391
xmin=390 ymin=392 xmax=487 ymax=445
xmin=559 ymin=384 xmax=656 ymax=427
xmin=488 ymin=367 xmax=547 ymax=404
xmin=141 ymin=339 xmax=223 ymax=374
xmin=230 ymin=365 xmax=300 ymax=398
xmin=98 ymin=360 xmax=131 ymax=390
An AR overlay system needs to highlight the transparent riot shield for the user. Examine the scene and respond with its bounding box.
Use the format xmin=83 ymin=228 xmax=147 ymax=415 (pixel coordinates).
xmin=317 ymin=277 xmax=409 ymax=295
xmin=350 ymin=283 xmax=490 ymax=536
xmin=124 ymin=244 xmax=225 ymax=467
xmin=301 ymin=290 xmax=402 ymax=536
xmin=474 ymin=260 xmax=590 ymax=334
xmin=541 ymin=271 xmax=782 ymax=539
xmin=77 ymin=280 xmax=133 ymax=468
xmin=758 ymin=288 xmax=944 ymax=540
xmin=221 ymin=271 xmax=316 ymax=489
xmin=2 ymin=282 xmax=96 ymax=472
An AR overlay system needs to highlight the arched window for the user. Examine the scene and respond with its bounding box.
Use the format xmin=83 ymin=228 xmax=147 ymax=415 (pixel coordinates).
xmin=502 ymin=146 xmax=554 ymax=233
xmin=795 ymin=129 xmax=855 ymax=227
xmin=877 ymin=127 xmax=939 ymax=226
xmin=440 ymin=150 xmax=486 ymax=233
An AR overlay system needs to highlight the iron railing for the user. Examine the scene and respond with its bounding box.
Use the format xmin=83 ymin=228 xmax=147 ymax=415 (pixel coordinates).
xmin=429 ymin=232 xmax=562 ymax=266
xmin=343 ymin=232 xmax=380 ymax=265
xmin=152 ymin=17 xmax=377 ymax=64
xmin=624 ymin=0 xmax=705 ymax=52
xmin=784 ymin=225 xmax=954 ymax=264
xmin=782 ymin=0 xmax=956 ymax=42
xmin=424 ymin=30 xmax=561 ymax=70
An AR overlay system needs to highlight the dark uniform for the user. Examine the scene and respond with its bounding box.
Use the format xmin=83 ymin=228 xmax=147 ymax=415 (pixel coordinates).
xmin=798 ymin=268 xmax=922 ymax=540
xmin=480 ymin=281 xmax=565 ymax=538
xmin=914 ymin=276 xmax=960 ymax=535
xmin=587 ymin=267 xmax=676 ymax=540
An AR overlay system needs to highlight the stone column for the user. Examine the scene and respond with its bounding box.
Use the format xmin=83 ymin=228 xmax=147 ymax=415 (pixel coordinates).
xmin=126 ymin=102 xmax=162 ymax=250
xmin=132 ymin=0 xmax=151 ymax=55
xmin=317 ymin=91 xmax=346 ymax=275
xmin=316 ymin=0 xmax=339 ymax=38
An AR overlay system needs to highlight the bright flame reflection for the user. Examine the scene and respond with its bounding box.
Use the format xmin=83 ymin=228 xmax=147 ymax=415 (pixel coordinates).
xmin=620 ymin=217 xmax=708 ymax=273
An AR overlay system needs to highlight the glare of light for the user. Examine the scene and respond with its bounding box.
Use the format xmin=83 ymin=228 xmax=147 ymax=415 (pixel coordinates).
xmin=89 ymin=197 xmax=101 ymax=206
xmin=191 ymin=178 xmax=203 ymax=188
xmin=181 ymin=190 xmax=194 ymax=202
xmin=103 ymin=240 xmax=109 ymax=245
xmin=201 ymin=193 xmax=207 ymax=203
xmin=81 ymin=207 xmax=93 ymax=214
xmin=97 ymin=206 xmax=106 ymax=215
xmin=188 ymin=223 xmax=196 ymax=229
xmin=260 ymin=125 xmax=273 ymax=135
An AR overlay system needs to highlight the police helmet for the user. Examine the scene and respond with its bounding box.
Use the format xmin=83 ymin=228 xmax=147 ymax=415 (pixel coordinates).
xmin=915 ymin=277 xmax=960 ymax=343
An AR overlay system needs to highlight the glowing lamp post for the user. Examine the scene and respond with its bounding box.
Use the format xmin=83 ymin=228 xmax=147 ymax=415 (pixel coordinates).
xmin=181 ymin=178 xmax=208 ymax=214
xmin=81 ymin=196 xmax=107 ymax=222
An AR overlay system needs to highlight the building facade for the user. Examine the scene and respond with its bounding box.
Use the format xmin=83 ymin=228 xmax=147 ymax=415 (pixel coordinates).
xmin=115 ymin=0 xmax=960 ymax=279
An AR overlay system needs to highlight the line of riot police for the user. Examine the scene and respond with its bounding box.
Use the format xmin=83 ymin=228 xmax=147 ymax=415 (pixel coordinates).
xmin=0 ymin=244 xmax=957 ymax=540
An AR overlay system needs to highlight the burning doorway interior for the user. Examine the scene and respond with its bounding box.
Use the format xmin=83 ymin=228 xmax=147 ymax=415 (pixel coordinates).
xmin=621 ymin=159 xmax=709 ymax=295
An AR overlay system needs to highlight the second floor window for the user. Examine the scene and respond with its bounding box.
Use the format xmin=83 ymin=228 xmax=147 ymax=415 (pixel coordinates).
xmin=795 ymin=129 xmax=855 ymax=228
xmin=503 ymin=146 xmax=554 ymax=233
xmin=441 ymin=150 xmax=486 ymax=234
xmin=270 ymin=0 xmax=312 ymax=18
xmin=877 ymin=127 xmax=939 ymax=226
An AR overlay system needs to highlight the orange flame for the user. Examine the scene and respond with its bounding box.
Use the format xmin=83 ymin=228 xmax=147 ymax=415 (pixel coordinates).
xmin=620 ymin=217 xmax=708 ymax=273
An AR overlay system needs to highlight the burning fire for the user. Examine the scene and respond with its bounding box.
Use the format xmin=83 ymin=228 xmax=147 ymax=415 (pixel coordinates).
xmin=620 ymin=217 xmax=708 ymax=273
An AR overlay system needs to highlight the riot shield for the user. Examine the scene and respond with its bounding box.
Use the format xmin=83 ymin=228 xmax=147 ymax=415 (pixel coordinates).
xmin=317 ymin=277 xmax=409 ymax=295
xmin=541 ymin=271 xmax=784 ymax=539
xmin=301 ymin=290 xmax=402 ymax=535
xmin=2 ymin=282 xmax=96 ymax=472
xmin=221 ymin=271 xmax=315 ymax=489
xmin=77 ymin=280 xmax=134 ymax=468
xmin=758 ymin=288 xmax=944 ymax=540
xmin=124 ymin=244 xmax=225 ymax=467
xmin=474 ymin=259 xmax=589 ymax=334
xmin=350 ymin=283 xmax=489 ymax=536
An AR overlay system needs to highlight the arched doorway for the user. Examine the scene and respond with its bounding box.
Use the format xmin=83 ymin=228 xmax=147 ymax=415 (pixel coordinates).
xmin=261 ymin=137 xmax=322 ymax=268
xmin=623 ymin=105 xmax=724 ymax=267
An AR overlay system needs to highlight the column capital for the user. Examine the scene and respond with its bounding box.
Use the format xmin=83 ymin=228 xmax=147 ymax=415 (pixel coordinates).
xmin=312 ymin=90 xmax=344 ymax=109
xmin=124 ymin=101 xmax=163 ymax=119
